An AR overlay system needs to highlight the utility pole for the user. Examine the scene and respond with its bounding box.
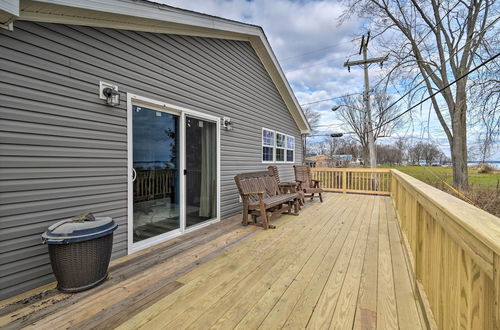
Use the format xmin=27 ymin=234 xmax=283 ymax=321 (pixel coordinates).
xmin=344 ymin=32 xmax=387 ymax=168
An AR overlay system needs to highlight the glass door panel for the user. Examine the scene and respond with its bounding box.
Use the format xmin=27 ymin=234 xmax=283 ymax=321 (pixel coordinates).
xmin=132 ymin=105 xmax=180 ymax=243
xmin=185 ymin=116 xmax=217 ymax=227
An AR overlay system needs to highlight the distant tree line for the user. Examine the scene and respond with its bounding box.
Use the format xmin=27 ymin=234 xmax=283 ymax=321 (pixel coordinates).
xmin=307 ymin=136 xmax=450 ymax=167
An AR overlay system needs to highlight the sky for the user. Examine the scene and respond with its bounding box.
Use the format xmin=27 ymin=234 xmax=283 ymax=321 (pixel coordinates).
xmin=154 ymin=0 xmax=498 ymax=160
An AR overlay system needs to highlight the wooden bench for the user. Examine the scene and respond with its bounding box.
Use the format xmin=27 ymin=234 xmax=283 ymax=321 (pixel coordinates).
xmin=294 ymin=165 xmax=324 ymax=202
xmin=234 ymin=170 xmax=300 ymax=229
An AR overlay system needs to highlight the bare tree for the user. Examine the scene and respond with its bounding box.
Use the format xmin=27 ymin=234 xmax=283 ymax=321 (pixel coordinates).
xmin=335 ymin=137 xmax=364 ymax=162
xmin=303 ymin=107 xmax=322 ymax=134
xmin=407 ymin=141 xmax=443 ymax=165
xmin=302 ymin=107 xmax=323 ymax=157
xmin=377 ymin=144 xmax=403 ymax=165
xmin=408 ymin=142 xmax=424 ymax=164
xmin=468 ymin=56 xmax=500 ymax=163
xmin=341 ymin=0 xmax=499 ymax=189
xmin=421 ymin=142 xmax=442 ymax=165
xmin=336 ymin=89 xmax=403 ymax=164
xmin=394 ymin=137 xmax=408 ymax=163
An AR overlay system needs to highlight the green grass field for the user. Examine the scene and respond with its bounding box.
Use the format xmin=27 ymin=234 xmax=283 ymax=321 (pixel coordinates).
xmin=381 ymin=165 xmax=500 ymax=189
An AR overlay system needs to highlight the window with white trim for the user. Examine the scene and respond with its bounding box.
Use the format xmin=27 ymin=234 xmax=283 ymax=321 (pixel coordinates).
xmin=261 ymin=128 xmax=295 ymax=163
xmin=262 ymin=128 xmax=275 ymax=162
xmin=286 ymin=135 xmax=295 ymax=162
xmin=276 ymin=132 xmax=286 ymax=162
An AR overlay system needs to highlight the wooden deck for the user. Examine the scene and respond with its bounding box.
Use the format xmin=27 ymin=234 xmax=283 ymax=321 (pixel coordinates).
xmin=1 ymin=194 xmax=427 ymax=329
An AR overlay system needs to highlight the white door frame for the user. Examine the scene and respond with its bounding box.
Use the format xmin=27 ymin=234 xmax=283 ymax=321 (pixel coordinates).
xmin=127 ymin=93 xmax=221 ymax=254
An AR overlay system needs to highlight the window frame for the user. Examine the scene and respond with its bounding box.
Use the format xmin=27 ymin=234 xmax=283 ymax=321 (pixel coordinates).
xmin=261 ymin=128 xmax=295 ymax=164
xmin=261 ymin=128 xmax=275 ymax=163
xmin=286 ymin=135 xmax=295 ymax=163
xmin=275 ymin=131 xmax=287 ymax=163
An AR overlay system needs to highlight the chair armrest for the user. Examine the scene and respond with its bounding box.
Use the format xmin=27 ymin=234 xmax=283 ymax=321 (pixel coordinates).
xmin=278 ymin=182 xmax=297 ymax=194
xmin=312 ymin=179 xmax=321 ymax=182
xmin=295 ymin=181 xmax=304 ymax=190
xmin=241 ymin=191 xmax=265 ymax=196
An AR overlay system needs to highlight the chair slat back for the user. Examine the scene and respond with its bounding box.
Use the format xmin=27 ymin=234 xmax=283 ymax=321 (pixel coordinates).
xmin=294 ymin=165 xmax=313 ymax=188
xmin=234 ymin=171 xmax=280 ymax=203
xmin=267 ymin=165 xmax=281 ymax=184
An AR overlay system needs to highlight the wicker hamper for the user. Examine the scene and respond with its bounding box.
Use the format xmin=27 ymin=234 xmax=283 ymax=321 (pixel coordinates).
xmin=42 ymin=215 xmax=117 ymax=293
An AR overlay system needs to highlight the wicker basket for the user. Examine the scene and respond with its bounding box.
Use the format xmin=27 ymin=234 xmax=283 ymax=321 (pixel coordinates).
xmin=47 ymin=233 xmax=114 ymax=292
xmin=42 ymin=215 xmax=117 ymax=293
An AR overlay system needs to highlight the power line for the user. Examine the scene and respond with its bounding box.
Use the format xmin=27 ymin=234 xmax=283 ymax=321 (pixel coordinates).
xmin=300 ymin=92 xmax=361 ymax=106
xmin=284 ymin=59 xmax=336 ymax=73
xmin=371 ymin=52 xmax=500 ymax=133
xmin=299 ymin=3 xmax=470 ymax=112
xmin=280 ymin=38 xmax=358 ymax=62
xmin=365 ymin=6 xmax=498 ymax=133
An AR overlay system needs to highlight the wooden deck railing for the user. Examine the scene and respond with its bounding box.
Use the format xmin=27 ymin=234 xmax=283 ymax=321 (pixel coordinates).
xmin=311 ymin=168 xmax=391 ymax=195
xmin=134 ymin=168 xmax=176 ymax=202
xmin=390 ymin=169 xmax=499 ymax=329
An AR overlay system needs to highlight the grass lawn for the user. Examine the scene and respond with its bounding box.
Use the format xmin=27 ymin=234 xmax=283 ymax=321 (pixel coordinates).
xmin=380 ymin=165 xmax=500 ymax=189
xmin=379 ymin=165 xmax=500 ymax=217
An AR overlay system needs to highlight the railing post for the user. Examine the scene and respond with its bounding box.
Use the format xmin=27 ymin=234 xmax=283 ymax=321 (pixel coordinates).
xmin=342 ymin=168 xmax=347 ymax=194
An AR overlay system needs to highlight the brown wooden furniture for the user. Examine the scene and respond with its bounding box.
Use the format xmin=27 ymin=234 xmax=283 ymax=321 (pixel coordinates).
xmin=267 ymin=165 xmax=305 ymax=207
xmin=294 ymin=165 xmax=324 ymax=202
xmin=234 ymin=171 xmax=300 ymax=229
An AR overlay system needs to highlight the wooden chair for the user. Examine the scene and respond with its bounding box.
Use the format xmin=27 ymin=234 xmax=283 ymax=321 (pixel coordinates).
xmin=293 ymin=165 xmax=324 ymax=202
xmin=234 ymin=171 xmax=300 ymax=229
xmin=267 ymin=165 xmax=305 ymax=207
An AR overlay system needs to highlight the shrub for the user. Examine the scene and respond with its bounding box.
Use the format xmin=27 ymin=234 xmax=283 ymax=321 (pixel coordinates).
xmin=477 ymin=163 xmax=495 ymax=174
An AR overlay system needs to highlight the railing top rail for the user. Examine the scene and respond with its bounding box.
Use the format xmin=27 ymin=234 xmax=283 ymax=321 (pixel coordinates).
xmin=391 ymin=169 xmax=500 ymax=255
xmin=311 ymin=168 xmax=391 ymax=173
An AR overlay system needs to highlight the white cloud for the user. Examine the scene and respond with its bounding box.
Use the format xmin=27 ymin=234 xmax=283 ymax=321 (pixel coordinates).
xmin=153 ymin=0 xmax=499 ymax=160
xmin=153 ymin=0 xmax=365 ymax=102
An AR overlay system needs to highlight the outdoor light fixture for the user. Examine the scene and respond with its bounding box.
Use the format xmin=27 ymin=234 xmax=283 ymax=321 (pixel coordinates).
xmin=99 ymin=81 xmax=120 ymax=106
xmin=331 ymin=105 xmax=341 ymax=112
xmin=222 ymin=117 xmax=234 ymax=131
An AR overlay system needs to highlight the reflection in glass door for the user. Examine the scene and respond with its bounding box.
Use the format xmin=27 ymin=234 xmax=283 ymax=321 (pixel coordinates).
xmin=185 ymin=116 xmax=217 ymax=227
xmin=132 ymin=105 xmax=180 ymax=243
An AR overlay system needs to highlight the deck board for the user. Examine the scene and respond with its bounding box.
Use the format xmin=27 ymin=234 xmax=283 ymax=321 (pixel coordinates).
xmin=1 ymin=194 xmax=427 ymax=329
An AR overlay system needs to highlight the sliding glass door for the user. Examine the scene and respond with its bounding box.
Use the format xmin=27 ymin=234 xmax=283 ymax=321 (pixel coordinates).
xmin=185 ymin=116 xmax=218 ymax=228
xmin=132 ymin=105 xmax=180 ymax=243
xmin=130 ymin=100 xmax=219 ymax=252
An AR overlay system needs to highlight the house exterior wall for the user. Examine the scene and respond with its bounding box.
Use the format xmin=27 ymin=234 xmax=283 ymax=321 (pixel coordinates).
xmin=0 ymin=21 xmax=303 ymax=299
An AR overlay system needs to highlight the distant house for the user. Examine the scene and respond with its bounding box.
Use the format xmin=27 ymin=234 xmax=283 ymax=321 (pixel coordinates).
xmin=305 ymin=154 xmax=353 ymax=168
xmin=0 ymin=0 xmax=310 ymax=299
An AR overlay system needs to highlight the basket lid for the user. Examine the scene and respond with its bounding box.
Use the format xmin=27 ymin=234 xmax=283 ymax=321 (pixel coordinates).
xmin=42 ymin=215 xmax=117 ymax=244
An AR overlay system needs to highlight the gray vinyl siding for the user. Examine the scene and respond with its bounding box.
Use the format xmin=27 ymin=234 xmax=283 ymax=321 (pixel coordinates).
xmin=0 ymin=21 xmax=303 ymax=299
